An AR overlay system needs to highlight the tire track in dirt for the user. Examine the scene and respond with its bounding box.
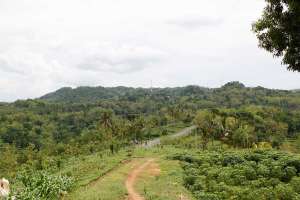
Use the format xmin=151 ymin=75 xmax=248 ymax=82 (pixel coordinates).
xmin=125 ymin=159 xmax=155 ymax=200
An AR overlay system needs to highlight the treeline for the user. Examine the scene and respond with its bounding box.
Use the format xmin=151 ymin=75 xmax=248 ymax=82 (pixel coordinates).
xmin=0 ymin=99 xmax=192 ymax=179
xmin=193 ymin=106 xmax=300 ymax=150
xmin=1 ymin=81 xmax=300 ymax=179
xmin=40 ymin=82 xmax=300 ymax=110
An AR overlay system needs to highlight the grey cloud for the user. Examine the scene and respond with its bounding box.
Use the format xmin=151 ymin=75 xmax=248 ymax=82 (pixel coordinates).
xmin=76 ymin=45 xmax=167 ymax=74
xmin=0 ymin=59 xmax=26 ymax=75
xmin=1 ymin=0 xmax=299 ymax=102
xmin=167 ymin=16 xmax=223 ymax=29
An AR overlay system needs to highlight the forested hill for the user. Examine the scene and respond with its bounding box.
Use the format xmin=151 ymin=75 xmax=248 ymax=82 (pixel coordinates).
xmin=2 ymin=82 xmax=300 ymax=199
xmin=39 ymin=82 xmax=300 ymax=109
xmin=40 ymin=85 xmax=210 ymax=102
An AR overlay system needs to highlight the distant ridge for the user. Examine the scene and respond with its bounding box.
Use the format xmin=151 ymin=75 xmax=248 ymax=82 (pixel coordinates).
xmin=39 ymin=81 xmax=300 ymax=104
xmin=40 ymin=85 xmax=210 ymax=103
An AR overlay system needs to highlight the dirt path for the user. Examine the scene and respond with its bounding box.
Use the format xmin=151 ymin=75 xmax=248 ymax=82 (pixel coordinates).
xmin=143 ymin=126 xmax=197 ymax=148
xmin=125 ymin=159 xmax=156 ymax=200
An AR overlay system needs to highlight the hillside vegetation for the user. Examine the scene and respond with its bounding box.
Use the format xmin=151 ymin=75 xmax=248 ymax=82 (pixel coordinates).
xmin=1 ymin=82 xmax=300 ymax=199
xmin=173 ymin=150 xmax=300 ymax=199
xmin=39 ymin=82 xmax=300 ymax=110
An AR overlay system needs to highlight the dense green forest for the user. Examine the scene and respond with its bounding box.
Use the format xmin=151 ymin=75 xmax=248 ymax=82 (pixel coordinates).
xmin=1 ymin=82 xmax=300 ymax=199
xmin=40 ymin=82 xmax=300 ymax=109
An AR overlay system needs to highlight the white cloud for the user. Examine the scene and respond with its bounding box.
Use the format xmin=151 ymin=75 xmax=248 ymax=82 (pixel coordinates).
xmin=0 ymin=0 xmax=299 ymax=101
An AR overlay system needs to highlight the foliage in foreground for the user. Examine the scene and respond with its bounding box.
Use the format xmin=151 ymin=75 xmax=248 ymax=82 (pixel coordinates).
xmin=173 ymin=150 xmax=300 ymax=200
xmin=253 ymin=0 xmax=300 ymax=72
xmin=14 ymin=171 xmax=74 ymax=200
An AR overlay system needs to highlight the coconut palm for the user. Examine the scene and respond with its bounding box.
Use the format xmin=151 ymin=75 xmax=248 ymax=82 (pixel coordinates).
xmin=100 ymin=110 xmax=113 ymax=130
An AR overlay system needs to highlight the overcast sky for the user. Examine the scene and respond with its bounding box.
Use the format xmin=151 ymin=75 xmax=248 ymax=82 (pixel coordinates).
xmin=0 ymin=0 xmax=299 ymax=101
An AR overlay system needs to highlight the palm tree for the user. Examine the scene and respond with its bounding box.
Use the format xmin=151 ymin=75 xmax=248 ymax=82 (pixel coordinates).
xmin=100 ymin=110 xmax=113 ymax=130
xmin=194 ymin=110 xmax=215 ymax=149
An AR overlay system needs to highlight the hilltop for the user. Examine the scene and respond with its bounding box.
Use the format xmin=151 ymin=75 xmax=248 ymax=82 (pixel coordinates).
xmin=38 ymin=82 xmax=300 ymax=109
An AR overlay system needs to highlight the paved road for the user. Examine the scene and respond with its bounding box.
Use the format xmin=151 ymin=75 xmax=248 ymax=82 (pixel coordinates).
xmin=143 ymin=125 xmax=197 ymax=148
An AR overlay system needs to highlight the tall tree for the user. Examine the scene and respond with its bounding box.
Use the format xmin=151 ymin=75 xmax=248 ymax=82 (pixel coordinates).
xmin=100 ymin=110 xmax=113 ymax=130
xmin=232 ymin=124 xmax=255 ymax=148
xmin=194 ymin=111 xmax=218 ymax=149
xmin=252 ymin=0 xmax=300 ymax=71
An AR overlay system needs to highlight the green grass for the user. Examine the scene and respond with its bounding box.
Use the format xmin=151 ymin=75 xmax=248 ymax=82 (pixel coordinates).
xmin=57 ymin=128 xmax=300 ymax=200
xmin=136 ymin=156 xmax=195 ymax=200
xmin=61 ymin=125 xmax=195 ymax=200
xmin=129 ymin=147 xmax=196 ymax=200
xmin=165 ymin=122 xmax=190 ymax=134
xmin=65 ymin=146 xmax=195 ymax=200
xmin=280 ymin=139 xmax=300 ymax=153
xmin=67 ymin=158 xmax=142 ymax=200
xmin=58 ymin=149 xmax=131 ymax=187
xmin=60 ymin=124 xmax=191 ymax=189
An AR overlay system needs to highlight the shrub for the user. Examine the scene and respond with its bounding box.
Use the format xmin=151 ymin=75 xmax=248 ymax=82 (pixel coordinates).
xmin=174 ymin=150 xmax=300 ymax=200
xmin=14 ymin=171 xmax=74 ymax=200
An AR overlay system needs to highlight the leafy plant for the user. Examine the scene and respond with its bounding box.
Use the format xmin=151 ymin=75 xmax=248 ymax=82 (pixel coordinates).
xmin=174 ymin=150 xmax=300 ymax=200
xmin=14 ymin=171 xmax=74 ymax=200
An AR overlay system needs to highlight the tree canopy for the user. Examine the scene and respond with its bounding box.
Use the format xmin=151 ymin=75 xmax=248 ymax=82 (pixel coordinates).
xmin=253 ymin=0 xmax=300 ymax=72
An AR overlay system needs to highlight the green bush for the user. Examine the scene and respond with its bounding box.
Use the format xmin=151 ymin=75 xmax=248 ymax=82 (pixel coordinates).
xmin=14 ymin=171 xmax=74 ymax=200
xmin=173 ymin=150 xmax=300 ymax=200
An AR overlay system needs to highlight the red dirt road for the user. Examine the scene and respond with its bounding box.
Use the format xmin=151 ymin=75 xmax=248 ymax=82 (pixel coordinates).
xmin=125 ymin=159 xmax=155 ymax=200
